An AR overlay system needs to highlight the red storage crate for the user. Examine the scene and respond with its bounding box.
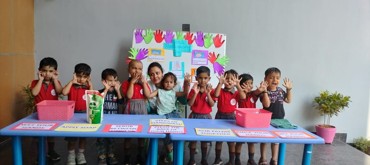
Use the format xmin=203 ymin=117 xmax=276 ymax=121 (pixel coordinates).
xmin=235 ymin=108 xmax=272 ymax=128
xmin=36 ymin=100 xmax=75 ymax=121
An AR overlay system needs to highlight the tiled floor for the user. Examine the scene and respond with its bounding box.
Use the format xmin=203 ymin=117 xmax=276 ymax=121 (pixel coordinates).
xmin=0 ymin=137 xmax=369 ymax=165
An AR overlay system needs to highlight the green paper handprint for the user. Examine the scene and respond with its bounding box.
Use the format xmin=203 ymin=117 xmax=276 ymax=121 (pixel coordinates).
xmin=143 ymin=29 xmax=154 ymax=44
xmin=204 ymin=33 xmax=213 ymax=48
xmin=176 ymin=31 xmax=184 ymax=40
xmin=128 ymin=48 xmax=138 ymax=59
xmin=216 ymin=55 xmax=229 ymax=66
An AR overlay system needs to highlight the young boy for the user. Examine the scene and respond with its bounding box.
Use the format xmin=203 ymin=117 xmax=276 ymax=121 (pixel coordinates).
xmin=213 ymin=69 xmax=245 ymax=165
xmin=187 ymin=66 xmax=215 ymax=165
xmin=30 ymin=57 xmax=62 ymax=161
xmin=62 ymin=63 xmax=93 ymax=165
xmin=96 ymin=68 xmax=123 ymax=165
xmin=260 ymin=67 xmax=292 ymax=165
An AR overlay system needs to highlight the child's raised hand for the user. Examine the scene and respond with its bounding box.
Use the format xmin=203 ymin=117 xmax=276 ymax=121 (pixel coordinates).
xmin=282 ymin=78 xmax=293 ymax=90
xmin=37 ymin=71 xmax=45 ymax=81
xmin=232 ymin=75 xmax=240 ymax=86
xmin=257 ymin=81 xmax=268 ymax=92
xmin=87 ymin=77 xmax=93 ymax=86
xmin=140 ymin=75 xmax=147 ymax=84
xmin=52 ymin=71 xmax=59 ymax=81
xmin=242 ymin=82 xmax=252 ymax=93
xmin=130 ymin=73 xmax=141 ymax=84
xmin=72 ymin=73 xmax=78 ymax=84
xmin=206 ymin=83 xmax=213 ymax=93
xmin=184 ymin=73 xmax=191 ymax=84
xmin=102 ymin=80 xmax=110 ymax=90
xmin=192 ymin=82 xmax=200 ymax=93
xmin=217 ymin=74 xmax=225 ymax=84
xmin=114 ymin=81 xmax=121 ymax=91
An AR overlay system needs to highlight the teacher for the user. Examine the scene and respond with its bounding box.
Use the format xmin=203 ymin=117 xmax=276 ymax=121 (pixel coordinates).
xmin=146 ymin=62 xmax=185 ymax=114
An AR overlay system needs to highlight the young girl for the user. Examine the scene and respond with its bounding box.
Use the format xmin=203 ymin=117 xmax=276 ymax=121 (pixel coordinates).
xmin=120 ymin=60 xmax=148 ymax=165
xmin=213 ymin=69 xmax=245 ymax=165
xmin=236 ymin=73 xmax=270 ymax=165
xmin=144 ymin=72 xmax=190 ymax=163
xmin=187 ymin=66 xmax=215 ymax=165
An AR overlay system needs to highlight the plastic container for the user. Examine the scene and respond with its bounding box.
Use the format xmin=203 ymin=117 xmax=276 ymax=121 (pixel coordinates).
xmin=235 ymin=108 xmax=272 ymax=128
xmin=36 ymin=100 xmax=75 ymax=121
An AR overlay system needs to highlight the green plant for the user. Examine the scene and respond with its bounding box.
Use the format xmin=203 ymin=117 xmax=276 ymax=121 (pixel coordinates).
xmin=313 ymin=90 xmax=351 ymax=126
xmin=22 ymin=85 xmax=35 ymax=115
xmin=353 ymin=137 xmax=370 ymax=153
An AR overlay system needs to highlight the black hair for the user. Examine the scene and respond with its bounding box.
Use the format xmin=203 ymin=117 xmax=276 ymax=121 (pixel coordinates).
xmin=224 ymin=69 xmax=238 ymax=78
xmin=147 ymin=62 xmax=163 ymax=75
xmin=264 ymin=67 xmax=281 ymax=77
xmin=196 ymin=66 xmax=210 ymax=76
xmin=39 ymin=57 xmax=58 ymax=70
xmin=101 ymin=68 xmax=117 ymax=80
xmin=74 ymin=63 xmax=91 ymax=76
xmin=239 ymin=73 xmax=253 ymax=85
xmin=161 ymin=72 xmax=177 ymax=88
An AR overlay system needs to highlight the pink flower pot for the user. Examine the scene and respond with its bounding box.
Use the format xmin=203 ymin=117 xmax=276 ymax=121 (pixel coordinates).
xmin=316 ymin=125 xmax=336 ymax=144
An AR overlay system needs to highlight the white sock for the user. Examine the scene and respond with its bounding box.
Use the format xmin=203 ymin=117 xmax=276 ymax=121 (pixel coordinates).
xmin=68 ymin=150 xmax=75 ymax=155
xmin=78 ymin=149 xmax=85 ymax=153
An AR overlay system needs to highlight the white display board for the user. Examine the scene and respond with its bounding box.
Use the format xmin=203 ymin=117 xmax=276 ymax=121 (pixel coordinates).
xmin=129 ymin=28 xmax=229 ymax=87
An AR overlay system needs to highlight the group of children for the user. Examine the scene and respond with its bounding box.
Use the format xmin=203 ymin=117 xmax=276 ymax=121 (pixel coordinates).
xmin=30 ymin=57 xmax=292 ymax=165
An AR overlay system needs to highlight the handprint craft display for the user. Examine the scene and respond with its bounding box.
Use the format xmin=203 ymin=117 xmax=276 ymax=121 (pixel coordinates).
xmin=130 ymin=28 xmax=228 ymax=86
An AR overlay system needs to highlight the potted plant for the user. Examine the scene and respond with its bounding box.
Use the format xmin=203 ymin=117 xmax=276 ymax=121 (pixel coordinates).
xmin=313 ymin=90 xmax=351 ymax=143
xmin=353 ymin=137 xmax=370 ymax=155
xmin=22 ymin=85 xmax=36 ymax=115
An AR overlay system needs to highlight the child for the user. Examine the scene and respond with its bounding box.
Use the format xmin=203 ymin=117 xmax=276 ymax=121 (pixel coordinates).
xmin=260 ymin=67 xmax=292 ymax=165
xmin=187 ymin=66 xmax=215 ymax=165
xmin=144 ymin=72 xmax=191 ymax=163
xmin=62 ymin=63 xmax=93 ymax=165
xmin=236 ymin=73 xmax=270 ymax=165
xmin=213 ymin=69 xmax=245 ymax=165
xmin=120 ymin=60 xmax=148 ymax=165
xmin=96 ymin=68 xmax=122 ymax=165
xmin=30 ymin=57 xmax=62 ymax=162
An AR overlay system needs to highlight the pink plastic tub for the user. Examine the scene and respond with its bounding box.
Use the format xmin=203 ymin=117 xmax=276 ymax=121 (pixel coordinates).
xmin=235 ymin=108 xmax=272 ymax=128
xmin=36 ymin=100 xmax=75 ymax=121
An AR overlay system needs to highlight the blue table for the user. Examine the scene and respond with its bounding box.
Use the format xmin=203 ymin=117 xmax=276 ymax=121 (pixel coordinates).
xmin=169 ymin=119 xmax=324 ymax=165
xmin=0 ymin=113 xmax=166 ymax=165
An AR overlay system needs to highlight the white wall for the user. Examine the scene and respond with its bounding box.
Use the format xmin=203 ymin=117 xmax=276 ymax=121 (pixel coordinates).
xmin=34 ymin=0 xmax=370 ymax=142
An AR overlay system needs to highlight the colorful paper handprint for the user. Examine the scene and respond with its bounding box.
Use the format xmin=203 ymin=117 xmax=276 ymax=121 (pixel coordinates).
xmin=154 ymin=29 xmax=164 ymax=43
xmin=204 ymin=33 xmax=213 ymax=48
xmin=128 ymin=48 xmax=148 ymax=61
xmin=213 ymin=34 xmax=225 ymax=48
xmin=184 ymin=32 xmax=194 ymax=45
xmin=208 ymin=52 xmax=229 ymax=76
xmin=194 ymin=31 xmax=204 ymax=47
xmin=176 ymin=31 xmax=184 ymax=40
xmin=143 ymin=29 xmax=154 ymax=44
xmin=135 ymin=29 xmax=144 ymax=44
xmin=164 ymin=30 xmax=175 ymax=43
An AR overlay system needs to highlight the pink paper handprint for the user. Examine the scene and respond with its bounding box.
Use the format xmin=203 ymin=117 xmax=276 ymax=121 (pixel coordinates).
xmin=135 ymin=29 xmax=144 ymax=44
xmin=194 ymin=31 xmax=204 ymax=47
xmin=184 ymin=32 xmax=194 ymax=44
xmin=154 ymin=30 xmax=164 ymax=43
xmin=164 ymin=30 xmax=175 ymax=43
xmin=213 ymin=34 xmax=225 ymax=48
